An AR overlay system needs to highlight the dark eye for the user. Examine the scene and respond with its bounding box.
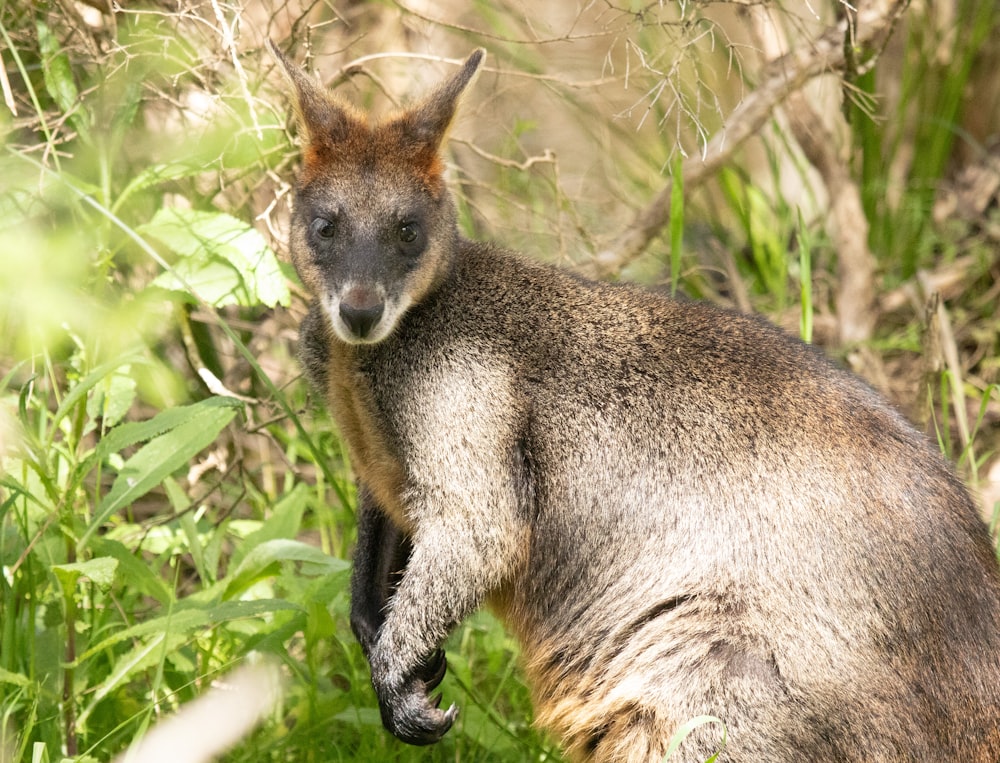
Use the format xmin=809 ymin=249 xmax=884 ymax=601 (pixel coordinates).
xmin=310 ymin=217 xmax=336 ymax=239
xmin=398 ymin=221 xmax=420 ymax=244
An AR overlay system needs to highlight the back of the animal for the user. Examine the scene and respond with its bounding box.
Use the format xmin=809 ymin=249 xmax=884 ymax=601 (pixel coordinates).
xmin=495 ymin=280 xmax=1000 ymax=762
xmin=516 ymin=300 xmax=1000 ymax=762
xmin=270 ymin=45 xmax=1000 ymax=763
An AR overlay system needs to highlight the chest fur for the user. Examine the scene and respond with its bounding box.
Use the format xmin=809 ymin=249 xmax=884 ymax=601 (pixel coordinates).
xmin=325 ymin=345 xmax=411 ymax=533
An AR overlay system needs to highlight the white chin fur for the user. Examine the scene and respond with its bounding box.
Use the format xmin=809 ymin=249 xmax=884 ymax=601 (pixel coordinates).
xmin=323 ymin=293 xmax=411 ymax=345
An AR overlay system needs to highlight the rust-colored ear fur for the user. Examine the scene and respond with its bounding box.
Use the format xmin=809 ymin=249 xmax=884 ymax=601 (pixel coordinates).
xmin=387 ymin=48 xmax=484 ymax=194
xmin=268 ymin=42 xmax=484 ymax=190
xmin=267 ymin=40 xmax=367 ymax=170
xmin=391 ymin=49 xmax=484 ymax=152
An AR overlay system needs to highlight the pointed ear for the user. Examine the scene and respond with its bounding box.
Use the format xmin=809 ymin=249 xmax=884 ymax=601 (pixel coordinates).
xmin=398 ymin=49 xmax=485 ymax=151
xmin=267 ymin=39 xmax=360 ymax=148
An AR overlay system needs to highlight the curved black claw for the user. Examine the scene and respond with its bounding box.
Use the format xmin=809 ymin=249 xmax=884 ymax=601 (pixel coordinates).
xmin=379 ymin=682 xmax=458 ymax=746
xmin=416 ymin=648 xmax=448 ymax=691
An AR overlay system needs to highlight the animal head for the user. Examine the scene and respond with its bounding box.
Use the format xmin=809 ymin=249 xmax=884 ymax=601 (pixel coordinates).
xmin=270 ymin=43 xmax=484 ymax=344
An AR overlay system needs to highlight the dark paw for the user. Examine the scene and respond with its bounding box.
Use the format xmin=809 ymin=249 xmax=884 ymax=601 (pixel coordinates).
xmin=379 ymin=681 xmax=458 ymax=745
xmin=349 ymin=612 xmax=379 ymax=657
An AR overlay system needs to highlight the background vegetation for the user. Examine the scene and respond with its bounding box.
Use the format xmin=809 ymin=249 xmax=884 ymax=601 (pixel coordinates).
xmin=1 ymin=1 xmax=998 ymax=761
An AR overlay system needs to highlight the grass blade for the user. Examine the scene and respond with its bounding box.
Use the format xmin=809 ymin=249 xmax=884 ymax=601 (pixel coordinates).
xmin=80 ymin=397 xmax=241 ymax=547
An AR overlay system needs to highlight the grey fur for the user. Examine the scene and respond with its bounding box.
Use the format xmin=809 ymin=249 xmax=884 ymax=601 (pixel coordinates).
xmin=272 ymin=45 xmax=1000 ymax=761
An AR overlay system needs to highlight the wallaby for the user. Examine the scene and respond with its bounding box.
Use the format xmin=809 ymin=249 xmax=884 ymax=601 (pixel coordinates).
xmin=269 ymin=44 xmax=1000 ymax=762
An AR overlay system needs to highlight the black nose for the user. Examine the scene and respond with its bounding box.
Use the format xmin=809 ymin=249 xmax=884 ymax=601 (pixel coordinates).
xmin=339 ymin=301 xmax=384 ymax=338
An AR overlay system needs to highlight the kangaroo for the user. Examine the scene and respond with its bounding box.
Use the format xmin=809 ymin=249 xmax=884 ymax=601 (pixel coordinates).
xmin=269 ymin=43 xmax=1000 ymax=762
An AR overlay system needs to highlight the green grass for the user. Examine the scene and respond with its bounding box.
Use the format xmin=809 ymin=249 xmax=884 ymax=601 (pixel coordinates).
xmin=1 ymin=2 xmax=998 ymax=762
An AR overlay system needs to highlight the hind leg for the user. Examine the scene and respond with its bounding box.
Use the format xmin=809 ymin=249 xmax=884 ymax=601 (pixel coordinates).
xmin=562 ymin=704 xmax=728 ymax=763
xmin=534 ymin=642 xmax=834 ymax=763
xmin=574 ymin=708 xmax=687 ymax=763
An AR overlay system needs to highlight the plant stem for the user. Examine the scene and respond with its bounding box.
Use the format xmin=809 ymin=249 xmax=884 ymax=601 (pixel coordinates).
xmin=63 ymin=541 xmax=77 ymax=757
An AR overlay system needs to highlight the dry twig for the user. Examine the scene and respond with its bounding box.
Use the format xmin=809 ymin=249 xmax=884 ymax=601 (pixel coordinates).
xmin=586 ymin=0 xmax=908 ymax=279
xmin=748 ymin=3 xmax=878 ymax=345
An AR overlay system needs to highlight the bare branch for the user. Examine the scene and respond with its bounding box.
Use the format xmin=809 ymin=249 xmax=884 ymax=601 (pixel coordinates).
xmin=749 ymin=3 xmax=878 ymax=345
xmin=786 ymin=95 xmax=877 ymax=344
xmin=586 ymin=0 xmax=908 ymax=279
xmin=456 ymin=139 xmax=556 ymax=172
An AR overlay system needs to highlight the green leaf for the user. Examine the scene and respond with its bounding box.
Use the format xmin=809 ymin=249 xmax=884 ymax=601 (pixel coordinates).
xmin=796 ymin=208 xmax=813 ymax=344
xmin=35 ymin=20 xmax=88 ymax=141
xmin=454 ymin=703 xmax=517 ymax=753
xmin=95 ymin=396 xmax=239 ymax=462
xmin=75 ymin=598 xmax=302 ymax=665
xmin=80 ymin=397 xmax=241 ymax=546
xmin=72 ymin=396 xmax=241 ymax=504
xmin=224 ymin=539 xmax=350 ymax=600
xmin=231 ymin=483 xmax=308 ymax=567
xmin=142 ymin=208 xmax=290 ymax=308
xmin=663 ymin=715 xmax=727 ymax=761
xmin=86 ymin=364 xmax=137 ymax=429
xmin=77 ymin=629 xmax=185 ymax=728
xmin=332 ymin=707 xmax=383 ymax=728
xmin=52 ymin=557 xmax=119 ymax=589
xmin=51 ymin=352 xmax=144 ymax=439
xmin=116 ymin=162 xmax=216 ymax=212
xmin=305 ymin=599 xmax=335 ymax=642
xmin=0 ymin=667 xmax=33 ymax=689
xmin=178 ymin=509 xmax=210 ymax=584
xmin=88 ymin=537 xmax=173 ymax=605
